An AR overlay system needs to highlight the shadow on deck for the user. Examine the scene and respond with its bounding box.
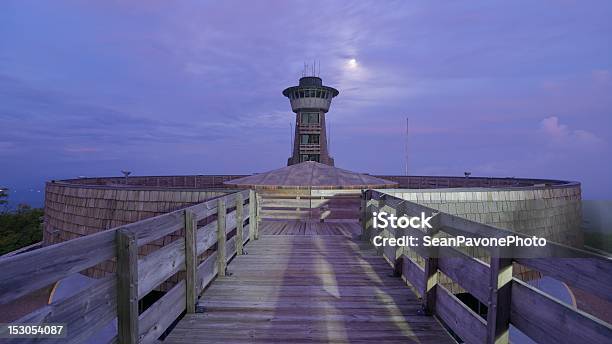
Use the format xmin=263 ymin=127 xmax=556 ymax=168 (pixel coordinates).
xmin=165 ymin=220 xmax=454 ymax=343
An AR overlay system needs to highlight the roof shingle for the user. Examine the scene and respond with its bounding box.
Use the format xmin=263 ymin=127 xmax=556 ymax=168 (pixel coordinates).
xmin=224 ymin=161 xmax=398 ymax=190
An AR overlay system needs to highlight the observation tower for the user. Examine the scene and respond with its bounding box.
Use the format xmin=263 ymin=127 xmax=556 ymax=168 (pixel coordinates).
xmin=283 ymin=75 xmax=339 ymax=166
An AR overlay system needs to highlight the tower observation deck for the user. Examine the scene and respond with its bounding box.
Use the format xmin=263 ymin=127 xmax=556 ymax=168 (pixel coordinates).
xmin=283 ymin=76 xmax=339 ymax=166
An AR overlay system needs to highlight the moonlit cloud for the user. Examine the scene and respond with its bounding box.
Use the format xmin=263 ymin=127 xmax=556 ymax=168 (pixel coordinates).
xmin=64 ymin=147 xmax=102 ymax=153
xmin=592 ymin=69 xmax=611 ymax=83
xmin=541 ymin=116 xmax=605 ymax=146
xmin=541 ymin=116 xmax=568 ymax=138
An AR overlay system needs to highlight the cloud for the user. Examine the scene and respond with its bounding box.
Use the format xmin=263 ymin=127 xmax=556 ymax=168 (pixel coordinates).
xmin=0 ymin=75 xmax=223 ymax=144
xmin=541 ymin=116 xmax=568 ymax=138
xmin=0 ymin=141 xmax=16 ymax=153
xmin=592 ymin=69 xmax=611 ymax=83
xmin=235 ymin=110 xmax=291 ymax=129
xmin=540 ymin=116 xmax=605 ymax=146
xmin=64 ymin=147 xmax=102 ymax=153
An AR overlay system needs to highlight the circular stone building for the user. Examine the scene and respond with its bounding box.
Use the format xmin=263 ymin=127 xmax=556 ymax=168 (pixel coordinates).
xmin=44 ymin=163 xmax=582 ymax=268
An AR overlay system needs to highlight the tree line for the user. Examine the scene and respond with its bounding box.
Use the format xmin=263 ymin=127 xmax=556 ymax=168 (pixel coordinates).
xmin=0 ymin=187 xmax=43 ymax=255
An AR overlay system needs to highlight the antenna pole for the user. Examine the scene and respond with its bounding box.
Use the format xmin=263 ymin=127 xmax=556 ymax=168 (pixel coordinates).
xmin=290 ymin=120 xmax=294 ymax=155
xmin=405 ymin=117 xmax=409 ymax=176
xmin=328 ymin=119 xmax=331 ymax=155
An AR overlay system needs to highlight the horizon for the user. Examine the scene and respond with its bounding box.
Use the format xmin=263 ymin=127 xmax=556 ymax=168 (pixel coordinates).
xmin=1 ymin=0 xmax=612 ymax=208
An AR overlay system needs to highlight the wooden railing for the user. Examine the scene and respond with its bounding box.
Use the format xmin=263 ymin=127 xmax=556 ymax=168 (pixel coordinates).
xmin=0 ymin=189 xmax=259 ymax=344
xmin=362 ymin=189 xmax=612 ymax=344
xmin=258 ymin=189 xmax=360 ymax=221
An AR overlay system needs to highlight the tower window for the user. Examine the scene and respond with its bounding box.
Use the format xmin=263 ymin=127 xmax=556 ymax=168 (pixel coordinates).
xmin=300 ymin=134 xmax=320 ymax=144
xmin=316 ymin=90 xmax=321 ymax=98
xmin=300 ymin=112 xmax=320 ymax=125
xmin=299 ymin=90 xmax=305 ymax=98
xmin=300 ymin=154 xmax=320 ymax=162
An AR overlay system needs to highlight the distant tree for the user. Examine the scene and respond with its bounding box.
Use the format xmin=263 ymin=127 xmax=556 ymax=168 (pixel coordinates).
xmin=0 ymin=187 xmax=8 ymax=213
xmin=0 ymin=191 xmax=43 ymax=255
xmin=17 ymin=203 xmax=32 ymax=213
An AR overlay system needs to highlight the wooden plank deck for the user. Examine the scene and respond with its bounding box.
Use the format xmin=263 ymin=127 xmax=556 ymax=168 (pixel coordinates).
xmin=165 ymin=221 xmax=454 ymax=343
xmin=258 ymin=220 xmax=362 ymax=237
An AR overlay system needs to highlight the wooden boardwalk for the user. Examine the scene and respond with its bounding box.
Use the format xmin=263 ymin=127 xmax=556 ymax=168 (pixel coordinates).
xmin=258 ymin=220 xmax=362 ymax=236
xmin=165 ymin=221 xmax=454 ymax=343
xmin=3 ymin=189 xmax=610 ymax=343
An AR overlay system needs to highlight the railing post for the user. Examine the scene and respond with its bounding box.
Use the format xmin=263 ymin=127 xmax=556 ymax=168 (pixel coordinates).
xmin=392 ymin=226 xmax=403 ymax=278
xmin=363 ymin=190 xmax=375 ymax=242
xmin=486 ymin=254 xmax=513 ymax=344
xmin=390 ymin=197 xmax=405 ymax=277
xmin=236 ymin=193 xmax=244 ymax=255
xmin=360 ymin=190 xmax=368 ymax=241
xmin=422 ymin=214 xmax=441 ymax=315
xmin=422 ymin=254 xmax=438 ymax=315
xmin=249 ymin=189 xmax=256 ymax=242
xmin=116 ymin=228 xmax=138 ymax=344
xmin=184 ymin=209 xmax=197 ymax=313
xmin=254 ymin=193 xmax=261 ymax=240
xmin=217 ymin=197 xmax=227 ymax=277
xmin=373 ymin=193 xmax=385 ymax=256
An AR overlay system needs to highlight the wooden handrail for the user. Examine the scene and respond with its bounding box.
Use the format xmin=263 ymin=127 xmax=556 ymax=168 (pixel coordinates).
xmin=0 ymin=189 xmax=255 ymax=344
xmin=257 ymin=191 xmax=361 ymax=221
xmin=363 ymin=189 xmax=612 ymax=344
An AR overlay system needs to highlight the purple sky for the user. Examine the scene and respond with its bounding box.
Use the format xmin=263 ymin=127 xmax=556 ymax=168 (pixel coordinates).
xmin=1 ymin=1 xmax=611 ymax=206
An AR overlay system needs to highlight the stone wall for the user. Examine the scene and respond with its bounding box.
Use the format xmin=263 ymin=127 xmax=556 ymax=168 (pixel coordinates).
xmin=59 ymin=175 xmax=245 ymax=188
xmin=379 ymin=183 xmax=582 ymax=246
xmin=375 ymin=175 xmax=570 ymax=189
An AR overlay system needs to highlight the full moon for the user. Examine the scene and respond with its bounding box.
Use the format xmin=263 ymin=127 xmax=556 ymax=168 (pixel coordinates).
xmin=347 ymin=58 xmax=358 ymax=69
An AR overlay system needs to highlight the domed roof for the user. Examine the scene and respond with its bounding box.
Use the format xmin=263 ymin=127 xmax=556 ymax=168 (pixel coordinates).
xmin=224 ymin=161 xmax=397 ymax=190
